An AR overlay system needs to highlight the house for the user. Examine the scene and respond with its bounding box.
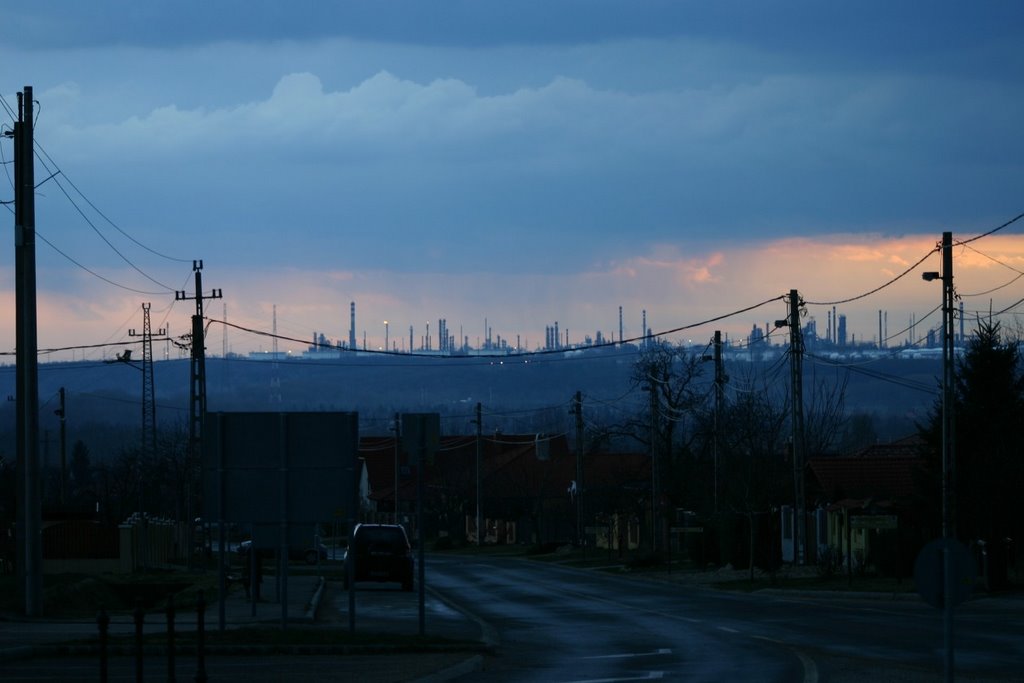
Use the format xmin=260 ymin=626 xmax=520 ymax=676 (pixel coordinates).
xmin=794 ymin=435 xmax=925 ymax=572
xmin=357 ymin=434 xmax=651 ymax=547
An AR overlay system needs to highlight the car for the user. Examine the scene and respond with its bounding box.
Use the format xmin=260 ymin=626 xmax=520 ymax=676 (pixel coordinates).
xmin=237 ymin=539 xmax=328 ymax=565
xmin=344 ymin=523 xmax=414 ymax=591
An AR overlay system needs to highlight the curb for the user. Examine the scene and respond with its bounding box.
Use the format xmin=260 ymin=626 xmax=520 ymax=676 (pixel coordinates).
xmin=755 ymin=588 xmax=922 ymax=601
xmin=304 ymin=576 xmax=326 ymax=621
xmin=413 ymin=654 xmax=485 ymax=682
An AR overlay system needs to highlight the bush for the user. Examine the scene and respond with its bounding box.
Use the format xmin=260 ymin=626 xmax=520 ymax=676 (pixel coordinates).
xmin=817 ymin=545 xmax=843 ymax=577
xmin=628 ymin=551 xmax=665 ymax=569
xmin=526 ymin=542 xmax=561 ymax=555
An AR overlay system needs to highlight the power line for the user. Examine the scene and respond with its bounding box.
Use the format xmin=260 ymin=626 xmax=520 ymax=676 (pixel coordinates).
xmin=805 ymin=351 xmax=937 ymax=394
xmin=33 ymin=150 xmax=179 ymax=292
xmin=207 ymin=294 xmax=787 ymax=361
xmin=34 ymin=140 xmax=192 ymax=264
xmin=806 ymin=246 xmax=938 ymax=307
xmin=35 ymin=231 xmax=171 ymax=295
xmin=955 ymin=211 xmax=1024 ymax=246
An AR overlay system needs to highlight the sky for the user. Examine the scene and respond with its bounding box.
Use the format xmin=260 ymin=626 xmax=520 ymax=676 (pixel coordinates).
xmin=2 ymin=1 xmax=1024 ymax=360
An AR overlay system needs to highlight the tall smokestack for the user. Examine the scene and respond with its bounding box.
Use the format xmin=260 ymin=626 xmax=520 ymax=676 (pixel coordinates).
xmin=642 ymin=309 xmax=647 ymax=347
xmin=619 ymin=306 xmax=623 ymax=344
xmin=349 ymin=301 xmax=356 ymax=350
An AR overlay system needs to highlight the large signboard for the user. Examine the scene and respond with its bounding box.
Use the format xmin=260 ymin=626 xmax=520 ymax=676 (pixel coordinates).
xmin=203 ymin=412 xmax=359 ymax=525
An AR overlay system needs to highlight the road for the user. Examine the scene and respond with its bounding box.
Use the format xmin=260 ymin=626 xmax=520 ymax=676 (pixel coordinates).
xmin=426 ymin=554 xmax=1024 ymax=682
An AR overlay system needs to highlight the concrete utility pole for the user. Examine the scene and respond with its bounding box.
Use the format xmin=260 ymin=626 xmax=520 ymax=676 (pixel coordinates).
xmin=472 ymin=402 xmax=483 ymax=546
xmin=57 ymin=388 xmax=67 ymax=506
xmin=788 ymin=290 xmax=806 ymax=565
xmin=10 ymin=86 xmax=42 ymax=616
xmin=392 ymin=412 xmax=400 ymax=518
xmin=925 ymin=232 xmax=957 ymax=682
xmin=942 ymin=231 xmax=957 ymax=683
xmin=646 ymin=375 xmax=660 ymax=552
xmin=713 ymin=331 xmax=724 ymax=514
xmin=777 ymin=291 xmax=806 ymax=564
xmin=573 ymin=391 xmax=584 ymax=544
xmin=175 ymin=261 xmax=222 ymax=567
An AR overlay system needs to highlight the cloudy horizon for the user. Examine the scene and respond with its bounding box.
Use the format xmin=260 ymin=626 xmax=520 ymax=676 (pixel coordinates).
xmin=3 ymin=2 xmax=1023 ymax=360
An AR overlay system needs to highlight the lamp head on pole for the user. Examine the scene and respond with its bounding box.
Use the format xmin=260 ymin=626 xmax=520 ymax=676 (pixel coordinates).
xmin=922 ymin=272 xmax=941 ymax=282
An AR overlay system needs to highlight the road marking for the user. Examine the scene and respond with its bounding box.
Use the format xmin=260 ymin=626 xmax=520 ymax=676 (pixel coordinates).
xmin=716 ymin=625 xmax=740 ymax=633
xmin=570 ymin=673 xmax=665 ymax=682
xmin=752 ymin=635 xmax=817 ymax=683
xmin=583 ymin=648 xmax=672 ymax=660
xmin=794 ymin=649 xmax=819 ymax=683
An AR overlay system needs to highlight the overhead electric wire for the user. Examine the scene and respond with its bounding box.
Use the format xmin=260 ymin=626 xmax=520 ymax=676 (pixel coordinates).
xmin=805 ymin=352 xmax=936 ymax=394
xmin=880 ymin=303 xmax=943 ymax=346
xmin=806 ymin=246 xmax=938 ymax=307
xmin=34 ymin=141 xmax=192 ymax=264
xmin=33 ymin=150 xmax=179 ymax=292
xmin=960 ymin=272 xmax=1024 ymax=298
xmin=955 ymin=211 xmax=1024 ymax=246
xmin=991 ymin=294 xmax=1024 ymax=318
xmin=208 ymin=294 xmax=787 ymax=362
xmin=35 ymin=231 xmax=171 ymax=295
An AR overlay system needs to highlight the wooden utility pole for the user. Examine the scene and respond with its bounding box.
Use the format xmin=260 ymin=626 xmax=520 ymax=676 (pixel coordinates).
xmin=10 ymin=86 xmax=42 ymax=616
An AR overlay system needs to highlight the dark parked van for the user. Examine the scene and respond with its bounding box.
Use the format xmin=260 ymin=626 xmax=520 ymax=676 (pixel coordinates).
xmin=344 ymin=523 xmax=414 ymax=591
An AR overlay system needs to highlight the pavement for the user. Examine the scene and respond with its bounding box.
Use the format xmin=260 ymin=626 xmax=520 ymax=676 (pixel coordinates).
xmin=0 ymin=571 xmax=491 ymax=682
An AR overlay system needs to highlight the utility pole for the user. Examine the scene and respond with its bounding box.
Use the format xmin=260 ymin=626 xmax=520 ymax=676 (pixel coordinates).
xmin=175 ymin=261 xmax=222 ymax=568
xmin=129 ymin=303 xmax=164 ymax=572
xmin=942 ymin=231 xmax=957 ymax=683
xmin=10 ymin=86 xmax=42 ymax=616
xmin=713 ymin=331 xmax=724 ymax=514
xmin=57 ymin=388 xmax=66 ymax=507
xmin=572 ymin=391 xmax=584 ymax=545
xmin=646 ymin=375 xmax=660 ymax=552
xmin=925 ymin=232 xmax=956 ymax=681
xmin=781 ymin=290 xmax=806 ymax=565
xmin=129 ymin=303 xmax=165 ymax=457
xmin=472 ymin=402 xmax=483 ymax=546
xmin=392 ymin=412 xmax=400 ymax=519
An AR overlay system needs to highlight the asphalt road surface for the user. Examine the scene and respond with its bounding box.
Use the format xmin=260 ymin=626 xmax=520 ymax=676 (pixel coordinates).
xmin=426 ymin=555 xmax=1024 ymax=682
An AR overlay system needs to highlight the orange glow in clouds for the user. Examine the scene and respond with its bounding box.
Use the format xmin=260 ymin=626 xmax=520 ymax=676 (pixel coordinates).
xmin=6 ymin=232 xmax=1024 ymax=360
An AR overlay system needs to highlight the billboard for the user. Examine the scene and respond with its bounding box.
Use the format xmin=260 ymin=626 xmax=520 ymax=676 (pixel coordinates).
xmin=203 ymin=412 xmax=359 ymax=525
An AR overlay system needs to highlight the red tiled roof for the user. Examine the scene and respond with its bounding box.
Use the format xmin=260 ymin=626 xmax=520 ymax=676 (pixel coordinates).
xmin=808 ymin=455 xmax=923 ymax=502
xmin=845 ymin=434 xmax=924 ymax=458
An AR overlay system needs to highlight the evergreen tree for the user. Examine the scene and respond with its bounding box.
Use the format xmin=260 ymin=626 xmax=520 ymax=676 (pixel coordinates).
xmin=920 ymin=321 xmax=1024 ymax=583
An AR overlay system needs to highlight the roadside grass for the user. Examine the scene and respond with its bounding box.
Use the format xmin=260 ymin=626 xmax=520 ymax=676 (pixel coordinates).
xmin=0 ymin=557 xmax=349 ymax=619
xmin=711 ymin=573 xmax=916 ymax=594
xmin=100 ymin=625 xmax=478 ymax=650
xmin=434 ymin=542 xmax=929 ymax=593
xmin=0 ymin=571 xmax=224 ymax=618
